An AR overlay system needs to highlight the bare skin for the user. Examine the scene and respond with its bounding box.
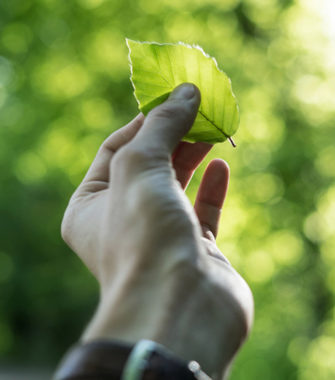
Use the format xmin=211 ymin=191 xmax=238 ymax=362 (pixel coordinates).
xmin=61 ymin=83 xmax=253 ymax=379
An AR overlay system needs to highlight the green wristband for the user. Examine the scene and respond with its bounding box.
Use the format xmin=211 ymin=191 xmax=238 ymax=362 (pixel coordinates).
xmin=121 ymin=340 xmax=163 ymax=380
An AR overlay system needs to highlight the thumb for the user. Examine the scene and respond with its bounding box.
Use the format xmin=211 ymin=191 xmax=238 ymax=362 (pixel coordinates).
xmin=132 ymin=83 xmax=200 ymax=154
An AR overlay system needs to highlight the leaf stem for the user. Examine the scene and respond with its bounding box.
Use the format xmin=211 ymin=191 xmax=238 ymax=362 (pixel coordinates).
xmin=228 ymin=137 xmax=236 ymax=147
xmin=198 ymin=110 xmax=237 ymax=147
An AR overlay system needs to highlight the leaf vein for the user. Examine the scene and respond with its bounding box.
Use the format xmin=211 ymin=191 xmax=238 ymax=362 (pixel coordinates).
xmin=198 ymin=110 xmax=229 ymax=139
xmin=152 ymin=45 xmax=171 ymax=86
xmin=166 ymin=46 xmax=175 ymax=86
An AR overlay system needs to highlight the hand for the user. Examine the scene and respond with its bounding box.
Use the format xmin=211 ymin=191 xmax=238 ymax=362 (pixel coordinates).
xmin=61 ymin=84 xmax=253 ymax=379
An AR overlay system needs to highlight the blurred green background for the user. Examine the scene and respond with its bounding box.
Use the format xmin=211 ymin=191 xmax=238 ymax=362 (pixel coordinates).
xmin=0 ymin=0 xmax=334 ymax=378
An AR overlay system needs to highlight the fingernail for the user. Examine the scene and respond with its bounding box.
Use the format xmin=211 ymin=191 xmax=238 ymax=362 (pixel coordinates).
xmin=170 ymin=83 xmax=196 ymax=100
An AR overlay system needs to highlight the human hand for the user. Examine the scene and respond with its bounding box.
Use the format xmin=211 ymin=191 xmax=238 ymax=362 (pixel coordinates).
xmin=61 ymin=84 xmax=253 ymax=379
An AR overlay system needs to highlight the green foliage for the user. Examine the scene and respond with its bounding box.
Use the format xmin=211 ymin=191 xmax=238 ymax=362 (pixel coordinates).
xmin=0 ymin=0 xmax=335 ymax=378
xmin=127 ymin=39 xmax=239 ymax=143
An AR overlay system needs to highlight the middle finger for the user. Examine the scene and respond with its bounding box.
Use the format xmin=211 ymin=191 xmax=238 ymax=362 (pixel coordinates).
xmin=172 ymin=141 xmax=212 ymax=189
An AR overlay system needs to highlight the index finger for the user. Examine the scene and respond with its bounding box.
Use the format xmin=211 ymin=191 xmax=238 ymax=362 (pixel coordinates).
xmin=81 ymin=113 xmax=144 ymax=188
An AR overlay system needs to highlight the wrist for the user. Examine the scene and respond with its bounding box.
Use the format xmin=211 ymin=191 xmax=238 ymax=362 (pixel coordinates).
xmin=81 ymin=259 xmax=242 ymax=379
xmin=83 ymin=255 xmax=202 ymax=344
xmin=54 ymin=338 xmax=211 ymax=380
xmin=92 ymin=241 xmax=204 ymax=343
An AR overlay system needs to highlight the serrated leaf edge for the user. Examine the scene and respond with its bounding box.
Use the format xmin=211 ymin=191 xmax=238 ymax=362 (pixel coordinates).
xmin=126 ymin=38 xmax=240 ymax=140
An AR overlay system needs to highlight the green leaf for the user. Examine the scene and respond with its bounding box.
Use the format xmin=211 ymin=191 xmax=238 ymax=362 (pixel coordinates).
xmin=126 ymin=39 xmax=240 ymax=144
